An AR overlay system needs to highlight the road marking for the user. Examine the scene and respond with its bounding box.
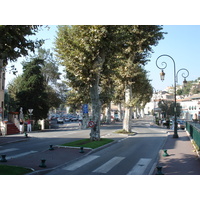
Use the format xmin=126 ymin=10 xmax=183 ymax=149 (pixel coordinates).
xmin=93 ymin=156 xmax=125 ymax=174
xmin=63 ymin=155 xmax=99 ymax=171
xmin=0 ymin=148 xmax=18 ymax=154
xmin=127 ymin=158 xmax=152 ymax=175
xmin=6 ymin=151 xmax=38 ymax=160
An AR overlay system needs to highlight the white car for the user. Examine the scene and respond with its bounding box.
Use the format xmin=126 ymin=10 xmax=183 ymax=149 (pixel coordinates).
xmin=57 ymin=117 xmax=64 ymax=124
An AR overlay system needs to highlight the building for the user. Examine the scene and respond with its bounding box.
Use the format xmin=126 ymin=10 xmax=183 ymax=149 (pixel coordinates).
xmin=144 ymin=88 xmax=200 ymax=121
xmin=0 ymin=60 xmax=5 ymax=120
xmin=179 ymin=94 xmax=200 ymax=120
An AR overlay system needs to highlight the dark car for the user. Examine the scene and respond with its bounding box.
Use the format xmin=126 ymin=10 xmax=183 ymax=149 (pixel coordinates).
xmin=57 ymin=117 xmax=64 ymax=124
xmin=177 ymin=120 xmax=185 ymax=130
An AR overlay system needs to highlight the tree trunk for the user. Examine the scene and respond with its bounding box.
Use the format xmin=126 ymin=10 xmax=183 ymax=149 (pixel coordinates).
xmin=89 ymin=54 xmax=105 ymax=141
xmin=123 ymin=84 xmax=133 ymax=132
xmin=106 ymin=102 xmax=111 ymax=124
xmin=89 ymin=75 xmax=101 ymax=141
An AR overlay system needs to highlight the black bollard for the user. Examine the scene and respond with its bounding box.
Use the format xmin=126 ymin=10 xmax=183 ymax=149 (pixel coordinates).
xmin=163 ymin=149 xmax=170 ymax=157
xmin=155 ymin=166 xmax=164 ymax=175
xmin=79 ymin=146 xmax=84 ymax=153
xmin=0 ymin=155 xmax=7 ymax=162
xmin=24 ymin=132 xmax=28 ymax=138
xmin=39 ymin=159 xmax=46 ymax=168
xmin=49 ymin=145 xmax=54 ymax=150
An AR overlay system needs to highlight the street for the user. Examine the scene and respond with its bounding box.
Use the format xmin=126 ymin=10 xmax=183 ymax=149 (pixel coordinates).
xmin=0 ymin=116 xmax=167 ymax=175
xmin=47 ymin=116 xmax=167 ymax=175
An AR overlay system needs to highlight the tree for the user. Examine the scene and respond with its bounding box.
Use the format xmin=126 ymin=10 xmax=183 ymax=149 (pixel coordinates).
xmin=55 ymin=25 xmax=121 ymax=140
xmin=55 ymin=25 xmax=166 ymax=138
xmin=16 ymin=59 xmax=50 ymax=122
xmin=33 ymin=48 xmax=61 ymax=85
xmin=117 ymin=25 xmax=165 ymax=132
xmin=0 ymin=25 xmax=44 ymax=67
xmin=6 ymin=75 xmax=24 ymax=114
xmin=158 ymin=100 xmax=181 ymax=118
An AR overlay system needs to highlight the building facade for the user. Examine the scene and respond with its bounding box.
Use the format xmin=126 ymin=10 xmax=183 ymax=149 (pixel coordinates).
xmin=0 ymin=60 xmax=5 ymax=120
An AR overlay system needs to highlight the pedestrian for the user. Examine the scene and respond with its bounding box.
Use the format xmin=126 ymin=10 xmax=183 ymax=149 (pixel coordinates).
xmin=27 ymin=118 xmax=32 ymax=132
xmin=19 ymin=118 xmax=24 ymax=134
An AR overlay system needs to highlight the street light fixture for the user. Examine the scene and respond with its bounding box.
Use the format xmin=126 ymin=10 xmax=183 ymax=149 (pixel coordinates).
xmin=156 ymin=54 xmax=189 ymax=138
xmin=160 ymin=70 xmax=165 ymax=81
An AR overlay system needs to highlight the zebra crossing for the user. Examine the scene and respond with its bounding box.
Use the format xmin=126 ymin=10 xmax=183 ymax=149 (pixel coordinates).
xmin=0 ymin=148 xmax=38 ymax=160
xmin=1 ymin=148 xmax=153 ymax=175
xmin=92 ymin=156 xmax=125 ymax=174
xmin=62 ymin=155 xmax=152 ymax=175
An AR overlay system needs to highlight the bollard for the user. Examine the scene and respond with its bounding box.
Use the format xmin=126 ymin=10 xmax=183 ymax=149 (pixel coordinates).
xmin=0 ymin=155 xmax=7 ymax=162
xmin=79 ymin=146 xmax=84 ymax=153
xmin=24 ymin=132 xmax=28 ymax=138
xmin=39 ymin=159 xmax=46 ymax=168
xmin=49 ymin=145 xmax=54 ymax=150
xmin=163 ymin=149 xmax=170 ymax=157
xmin=155 ymin=166 xmax=164 ymax=175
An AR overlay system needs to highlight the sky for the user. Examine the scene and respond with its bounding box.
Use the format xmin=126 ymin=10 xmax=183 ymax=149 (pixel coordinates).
xmin=5 ymin=25 xmax=200 ymax=91
xmin=2 ymin=0 xmax=200 ymax=195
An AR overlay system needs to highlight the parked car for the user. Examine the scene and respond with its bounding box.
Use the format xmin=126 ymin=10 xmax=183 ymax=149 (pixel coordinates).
xmin=71 ymin=116 xmax=78 ymax=121
xmin=177 ymin=120 xmax=185 ymax=130
xmin=64 ymin=117 xmax=70 ymax=122
xmin=57 ymin=117 xmax=64 ymax=124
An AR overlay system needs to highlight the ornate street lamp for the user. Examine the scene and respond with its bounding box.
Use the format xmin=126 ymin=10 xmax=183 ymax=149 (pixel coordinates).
xmin=156 ymin=54 xmax=189 ymax=138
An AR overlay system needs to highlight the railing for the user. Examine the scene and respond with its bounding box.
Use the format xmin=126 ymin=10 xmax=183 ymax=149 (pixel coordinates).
xmin=186 ymin=121 xmax=200 ymax=150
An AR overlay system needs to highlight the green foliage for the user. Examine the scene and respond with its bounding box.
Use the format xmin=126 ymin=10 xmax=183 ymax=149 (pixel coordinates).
xmin=0 ymin=165 xmax=33 ymax=175
xmin=33 ymin=48 xmax=61 ymax=85
xmin=158 ymin=100 xmax=181 ymax=118
xmin=16 ymin=58 xmax=50 ymax=121
xmin=0 ymin=25 xmax=44 ymax=65
xmin=61 ymin=138 xmax=114 ymax=149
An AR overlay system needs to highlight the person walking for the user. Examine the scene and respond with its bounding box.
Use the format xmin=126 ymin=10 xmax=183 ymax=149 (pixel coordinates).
xmin=19 ymin=118 xmax=24 ymax=134
xmin=27 ymin=118 xmax=32 ymax=132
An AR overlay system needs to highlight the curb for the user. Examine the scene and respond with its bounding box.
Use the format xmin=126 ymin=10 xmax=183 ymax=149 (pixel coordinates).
xmin=150 ymin=131 xmax=170 ymax=175
xmin=28 ymin=139 xmax=118 ymax=175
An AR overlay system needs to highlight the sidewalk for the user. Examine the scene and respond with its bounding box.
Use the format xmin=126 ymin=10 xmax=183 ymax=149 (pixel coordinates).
xmin=1 ymin=124 xmax=200 ymax=175
xmin=155 ymin=130 xmax=200 ymax=175
xmin=0 ymin=133 xmax=94 ymax=175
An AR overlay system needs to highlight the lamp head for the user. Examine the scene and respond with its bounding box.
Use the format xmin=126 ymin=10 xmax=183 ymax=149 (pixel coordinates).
xmin=183 ymin=78 xmax=187 ymax=87
xmin=160 ymin=70 xmax=165 ymax=81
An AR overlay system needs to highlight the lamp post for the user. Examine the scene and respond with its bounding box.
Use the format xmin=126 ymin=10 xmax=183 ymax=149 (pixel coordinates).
xmin=156 ymin=54 xmax=189 ymax=138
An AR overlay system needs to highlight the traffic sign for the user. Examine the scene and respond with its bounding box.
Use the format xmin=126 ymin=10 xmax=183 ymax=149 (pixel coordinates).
xmin=28 ymin=109 xmax=33 ymax=113
xmin=82 ymin=104 xmax=88 ymax=114
xmin=88 ymin=121 xmax=95 ymax=128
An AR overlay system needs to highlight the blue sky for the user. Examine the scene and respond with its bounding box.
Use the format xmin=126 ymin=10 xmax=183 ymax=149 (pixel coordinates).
xmin=5 ymin=25 xmax=200 ymax=91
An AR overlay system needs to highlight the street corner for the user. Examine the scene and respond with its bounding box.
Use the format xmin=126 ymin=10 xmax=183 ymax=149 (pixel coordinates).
xmin=15 ymin=146 xmax=92 ymax=174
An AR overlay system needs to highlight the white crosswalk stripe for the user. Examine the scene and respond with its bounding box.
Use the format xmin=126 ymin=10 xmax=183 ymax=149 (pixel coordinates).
xmin=63 ymin=155 xmax=100 ymax=171
xmin=6 ymin=151 xmax=38 ymax=160
xmin=0 ymin=148 xmax=18 ymax=154
xmin=127 ymin=158 xmax=151 ymax=175
xmin=93 ymin=156 xmax=125 ymax=174
xmin=62 ymin=154 xmax=152 ymax=175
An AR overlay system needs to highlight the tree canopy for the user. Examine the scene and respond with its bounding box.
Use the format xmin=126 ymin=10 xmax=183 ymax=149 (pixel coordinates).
xmin=0 ymin=25 xmax=44 ymax=66
xmin=16 ymin=58 xmax=49 ymax=121
xmin=55 ymin=25 xmax=166 ymax=137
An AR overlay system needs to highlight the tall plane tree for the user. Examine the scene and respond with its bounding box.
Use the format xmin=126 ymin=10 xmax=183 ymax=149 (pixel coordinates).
xmin=55 ymin=25 xmax=120 ymax=140
xmin=119 ymin=25 xmax=165 ymax=132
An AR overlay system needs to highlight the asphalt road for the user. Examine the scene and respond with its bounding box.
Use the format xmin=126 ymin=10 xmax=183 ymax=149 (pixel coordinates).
xmin=46 ymin=117 xmax=167 ymax=175
xmin=0 ymin=117 xmax=167 ymax=175
xmin=0 ymin=120 xmax=126 ymax=162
